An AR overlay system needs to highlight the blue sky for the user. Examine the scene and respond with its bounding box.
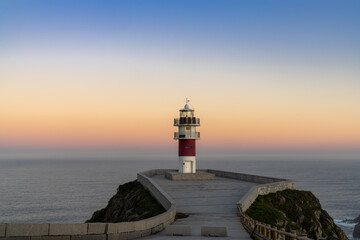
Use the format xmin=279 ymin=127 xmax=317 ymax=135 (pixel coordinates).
xmin=2 ymin=1 xmax=359 ymax=57
xmin=1 ymin=0 xmax=359 ymax=155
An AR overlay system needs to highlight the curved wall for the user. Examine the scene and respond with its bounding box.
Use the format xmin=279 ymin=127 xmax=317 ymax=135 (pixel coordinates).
xmin=238 ymin=180 xmax=295 ymax=212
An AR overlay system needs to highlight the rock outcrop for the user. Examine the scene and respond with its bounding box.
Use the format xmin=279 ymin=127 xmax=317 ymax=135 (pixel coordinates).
xmin=351 ymin=215 xmax=360 ymax=238
xmin=341 ymin=215 xmax=360 ymax=224
xmin=86 ymin=180 xmax=165 ymax=223
xmin=246 ymin=189 xmax=348 ymax=240
xmin=341 ymin=214 xmax=360 ymax=238
xmin=354 ymin=222 xmax=360 ymax=238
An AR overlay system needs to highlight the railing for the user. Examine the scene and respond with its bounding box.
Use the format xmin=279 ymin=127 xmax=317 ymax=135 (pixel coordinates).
xmin=174 ymin=132 xmax=200 ymax=139
xmin=233 ymin=173 xmax=314 ymax=240
xmin=174 ymin=118 xmax=200 ymax=126
xmin=238 ymin=207 xmax=313 ymax=240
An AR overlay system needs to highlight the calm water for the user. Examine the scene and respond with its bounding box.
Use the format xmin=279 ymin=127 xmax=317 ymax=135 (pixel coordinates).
xmin=0 ymin=155 xmax=359 ymax=239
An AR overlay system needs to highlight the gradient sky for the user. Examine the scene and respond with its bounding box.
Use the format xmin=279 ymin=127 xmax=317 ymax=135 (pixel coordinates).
xmin=1 ymin=0 xmax=360 ymax=153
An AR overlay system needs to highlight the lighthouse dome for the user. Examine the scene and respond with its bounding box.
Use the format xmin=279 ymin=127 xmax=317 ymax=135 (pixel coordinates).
xmin=181 ymin=103 xmax=194 ymax=112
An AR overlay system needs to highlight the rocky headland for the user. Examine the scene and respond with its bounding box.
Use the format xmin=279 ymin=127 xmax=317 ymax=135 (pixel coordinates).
xmin=246 ymin=189 xmax=348 ymax=240
xmin=342 ymin=215 xmax=360 ymax=239
xmin=354 ymin=221 xmax=360 ymax=239
xmin=86 ymin=179 xmax=352 ymax=239
xmin=86 ymin=180 xmax=165 ymax=223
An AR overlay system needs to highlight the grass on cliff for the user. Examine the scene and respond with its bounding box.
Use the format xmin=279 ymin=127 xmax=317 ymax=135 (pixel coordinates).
xmin=246 ymin=196 xmax=286 ymax=226
xmin=246 ymin=189 xmax=348 ymax=240
xmin=247 ymin=189 xmax=316 ymax=228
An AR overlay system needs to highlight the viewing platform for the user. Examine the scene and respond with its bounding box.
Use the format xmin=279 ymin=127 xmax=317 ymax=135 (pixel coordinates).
xmin=139 ymin=169 xmax=295 ymax=240
xmin=0 ymin=169 xmax=294 ymax=240
xmin=143 ymin=172 xmax=256 ymax=239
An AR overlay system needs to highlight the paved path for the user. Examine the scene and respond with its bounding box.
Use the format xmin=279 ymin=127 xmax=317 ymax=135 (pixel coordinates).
xmin=143 ymin=173 xmax=257 ymax=239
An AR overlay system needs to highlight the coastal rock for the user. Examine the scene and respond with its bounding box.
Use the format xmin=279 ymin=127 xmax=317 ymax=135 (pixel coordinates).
xmin=354 ymin=222 xmax=360 ymax=238
xmin=341 ymin=215 xmax=360 ymax=224
xmin=340 ymin=214 xmax=360 ymax=238
xmin=246 ymin=189 xmax=348 ymax=240
xmin=86 ymin=180 xmax=165 ymax=222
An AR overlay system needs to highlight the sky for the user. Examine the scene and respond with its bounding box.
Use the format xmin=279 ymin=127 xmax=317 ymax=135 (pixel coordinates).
xmin=1 ymin=0 xmax=360 ymax=157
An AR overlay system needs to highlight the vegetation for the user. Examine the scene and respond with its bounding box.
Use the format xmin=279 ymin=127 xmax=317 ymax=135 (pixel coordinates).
xmin=246 ymin=189 xmax=348 ymax=240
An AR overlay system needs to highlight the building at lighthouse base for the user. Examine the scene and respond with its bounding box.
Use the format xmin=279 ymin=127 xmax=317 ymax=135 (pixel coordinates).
xmin=165 ymin=170 xmax=216 ymax=181
xmin=178 ymin=156 xmax=196 ymax=174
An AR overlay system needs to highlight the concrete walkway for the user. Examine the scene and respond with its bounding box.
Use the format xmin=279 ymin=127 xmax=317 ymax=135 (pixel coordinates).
xmin=143 ymin=174 xmax=258 ymax=239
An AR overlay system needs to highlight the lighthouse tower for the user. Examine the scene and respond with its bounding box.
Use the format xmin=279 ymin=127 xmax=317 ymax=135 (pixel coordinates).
xmin=174 ymin=100 xmax=200 ymax=173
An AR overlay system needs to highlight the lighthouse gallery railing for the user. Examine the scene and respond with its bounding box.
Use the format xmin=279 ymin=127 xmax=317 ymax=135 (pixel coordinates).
xmin=174 ymin=132 xmax=200 ymax=139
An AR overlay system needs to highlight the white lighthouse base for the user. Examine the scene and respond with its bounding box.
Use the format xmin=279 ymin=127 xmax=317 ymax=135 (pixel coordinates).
xmin=179 ymin=156 xmax=196 ymax=173
xmin=165 ymin=171 xmax=215 ymax=181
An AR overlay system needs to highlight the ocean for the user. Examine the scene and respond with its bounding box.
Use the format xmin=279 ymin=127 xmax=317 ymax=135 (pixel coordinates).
xmin=1 ymin=152 xmax=359 ymax=239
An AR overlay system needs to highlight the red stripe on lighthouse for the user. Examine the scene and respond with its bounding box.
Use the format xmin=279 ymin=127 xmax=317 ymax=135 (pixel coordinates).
xmin=179 ymin=140 xmax=196 ymax=156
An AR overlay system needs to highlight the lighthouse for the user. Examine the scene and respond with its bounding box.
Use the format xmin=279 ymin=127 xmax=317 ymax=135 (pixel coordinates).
xmin=174 ymin=100 xmax=200 ymax=173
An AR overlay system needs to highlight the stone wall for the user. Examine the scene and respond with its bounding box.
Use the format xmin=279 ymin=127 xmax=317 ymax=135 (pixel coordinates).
xmin=206 ymin=169 xmax=289 ymax=184
xmin=1 ymin=171 xmax=176 ymax=240
xmin=237 ymin=178 xmax=295 ymax=212
xmin=201 ymin=169 xmax=294 ymax=212
xmin=137 ymin=170 xmax=176 ymax=212
xmin=0 ymin=219 xmax=171 ymax=240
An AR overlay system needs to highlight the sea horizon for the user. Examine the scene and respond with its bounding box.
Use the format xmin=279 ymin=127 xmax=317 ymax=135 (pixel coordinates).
xmin=1 ymin=153 xmax=359 ymax=239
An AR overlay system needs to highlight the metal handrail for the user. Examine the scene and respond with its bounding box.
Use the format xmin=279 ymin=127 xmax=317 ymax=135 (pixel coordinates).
xmin=174 ymin=132 xmax=200 ymax=139
xmin=238 ymin=206 xmax=314 ymax=240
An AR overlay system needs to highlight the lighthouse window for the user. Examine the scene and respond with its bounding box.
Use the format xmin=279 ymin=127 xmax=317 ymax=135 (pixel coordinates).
xmin=185 ymin=146 xmax=192 ymax=149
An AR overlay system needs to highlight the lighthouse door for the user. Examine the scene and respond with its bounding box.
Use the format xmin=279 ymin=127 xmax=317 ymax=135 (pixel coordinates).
xmin=184 ymin=161 xmax=191 ymax=173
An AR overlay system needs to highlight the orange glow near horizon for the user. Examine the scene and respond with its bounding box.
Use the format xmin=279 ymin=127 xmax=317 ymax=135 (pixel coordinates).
xmin=1 ymin=92 xmax=359 ymax=150
xmin=1 ymin=3 xmax=359 ymax=152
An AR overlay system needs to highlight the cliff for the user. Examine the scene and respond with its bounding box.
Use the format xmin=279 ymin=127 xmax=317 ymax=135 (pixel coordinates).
xmin=86 ymin=180 xmax=165 ymax=223
xmin=349 ymin=215 xmax=360 ymax=238
xmin=341 ymin=215 xmax=360 ymax=238
xmin=354 ymin=223 xmax=360 ymax=239
xmin=246 ymin=189 xmax=348 ymax=240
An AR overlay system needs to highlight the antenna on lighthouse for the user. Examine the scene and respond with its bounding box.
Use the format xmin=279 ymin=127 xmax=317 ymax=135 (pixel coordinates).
xmin=184 ymin=98 xmax=191 ymax=110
